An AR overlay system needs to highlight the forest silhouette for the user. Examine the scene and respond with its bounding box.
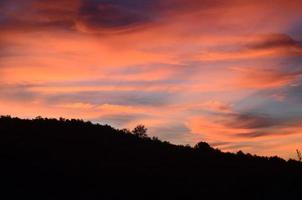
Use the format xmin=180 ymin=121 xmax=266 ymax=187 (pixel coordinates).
xmin=0 ymin=115 xmax=302 ymax=199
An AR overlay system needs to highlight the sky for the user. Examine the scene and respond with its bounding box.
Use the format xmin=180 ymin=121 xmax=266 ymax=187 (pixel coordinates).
xmin=1 ymin=0 xmax=302 ymax=159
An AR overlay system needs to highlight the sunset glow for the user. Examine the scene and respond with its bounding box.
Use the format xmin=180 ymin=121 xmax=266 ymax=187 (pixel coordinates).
xmin=1 ymin=0 xmax=302 ymax=158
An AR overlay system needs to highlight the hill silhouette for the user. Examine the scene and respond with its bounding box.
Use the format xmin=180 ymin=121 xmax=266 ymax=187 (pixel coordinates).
xmin=0 ymin=116 xmax=301 ymax=199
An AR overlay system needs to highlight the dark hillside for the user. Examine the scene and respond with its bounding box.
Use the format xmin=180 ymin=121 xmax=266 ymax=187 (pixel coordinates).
xmin=0 ymin=116 xmax=301 ymax=199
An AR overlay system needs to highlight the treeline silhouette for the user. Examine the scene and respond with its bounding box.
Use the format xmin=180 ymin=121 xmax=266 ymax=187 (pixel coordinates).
xmin=0 ymin=116 xmax=301 ymax=199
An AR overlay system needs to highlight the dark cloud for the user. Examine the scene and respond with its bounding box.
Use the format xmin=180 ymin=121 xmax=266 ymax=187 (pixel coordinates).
xmin=45 ymin=90 xmax=173 ymax=107
xmin=76 ymin=0 xmax=230 ymax=33
xmin=247 ymin=34 xmax=302 ymax=52
xmin=204 ymin=102 xmax=302 ymax=138
xmin=220 ymin=113 xmax=279 ymax=129
xmin=0 ymin=0 xmax=158 ymax=33
xmin=0 ymin=83 xmax=38 ymax=102
xmin=0 ymin=81 xmax=174 ymax=106
xmin=236 ymin=131 xmax=276 ymax=138
xmin=57 ymin=78 xmax=184 ymax=87
xmin=77 ymin=0 xmax=156 ymax=32
xmin=1 ymin=1 xmax=301 ymax=36
xmin=0 ymin=0 xmax=226 ymax=33
xmin=0 ymin=0 xmax=77 ymax=31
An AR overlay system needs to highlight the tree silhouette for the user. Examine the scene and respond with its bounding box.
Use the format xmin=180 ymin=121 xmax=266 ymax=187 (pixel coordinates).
xmin=297 ymin=149 xmax=302 ymax=162
xmin=0 ymin=116 xmax=302 ymax=199
xmin=194 ymin=141 xmax=214 ymax=153
xmin=132 ymin=124 xmax=148 ymax=138
xmin=121 ymin=128 xmax=132 ymax=135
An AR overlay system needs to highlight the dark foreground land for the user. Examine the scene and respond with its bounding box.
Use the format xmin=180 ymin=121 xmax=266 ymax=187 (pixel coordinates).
xmin=0 ymin=116 xmax=301 ymax=199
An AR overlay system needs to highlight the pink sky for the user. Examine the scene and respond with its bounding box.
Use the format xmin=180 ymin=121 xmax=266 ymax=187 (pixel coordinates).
xmin=1 ymin=0 xmax=302 ymax=158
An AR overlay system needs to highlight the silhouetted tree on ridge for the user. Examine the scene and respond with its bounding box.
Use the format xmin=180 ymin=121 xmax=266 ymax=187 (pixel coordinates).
xmin=132 ymin=124 xmax=148 ymax=138
xmin=297 ymin=149 xmax=302 ymax=162
xmin=194 ymin=141 xmax=217 ymax=153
